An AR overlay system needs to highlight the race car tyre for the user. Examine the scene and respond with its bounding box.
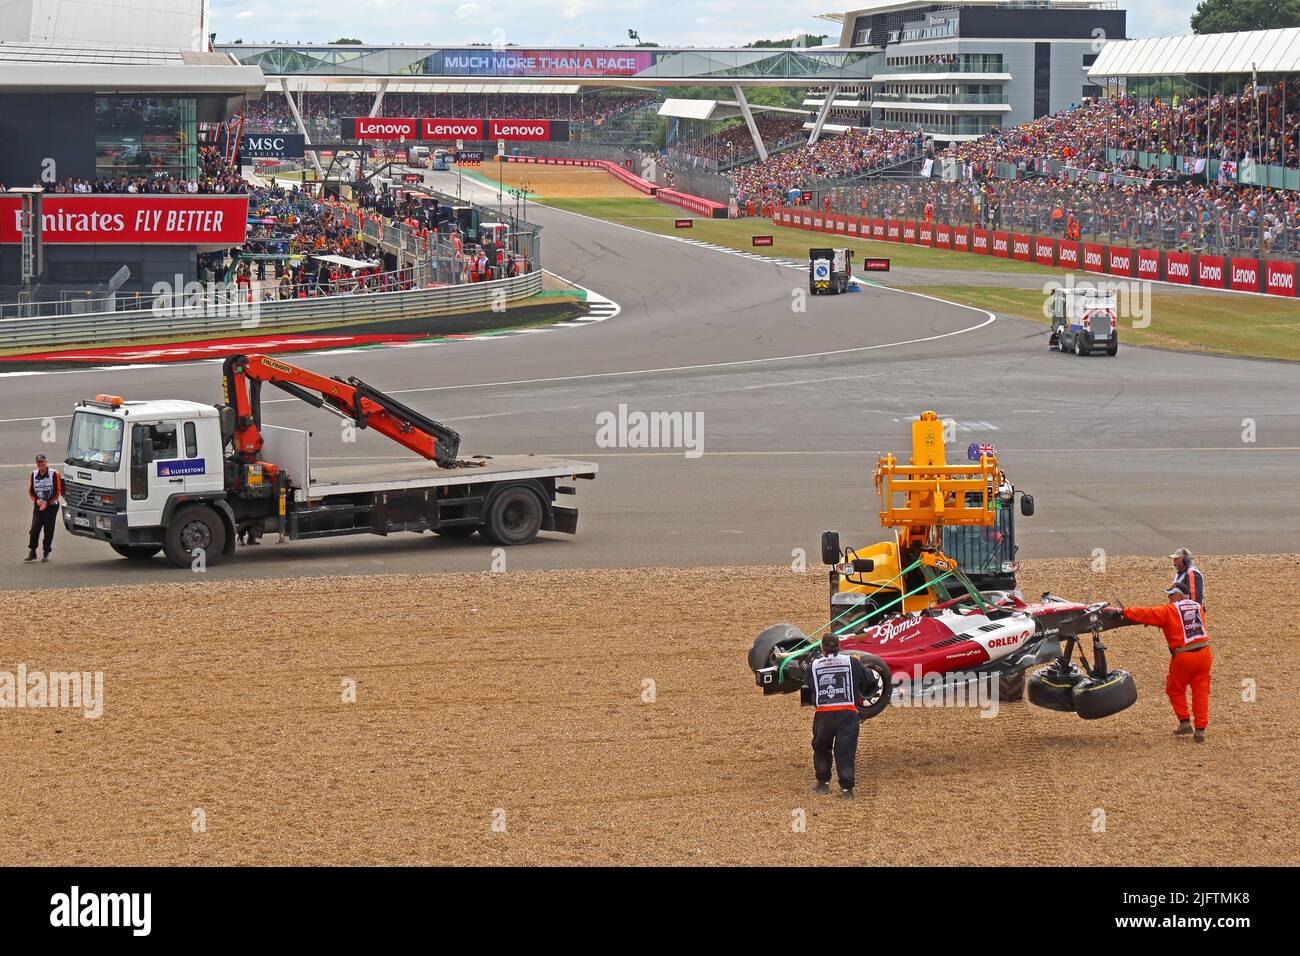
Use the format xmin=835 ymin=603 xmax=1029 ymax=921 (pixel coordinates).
xmin=998 ymin=669 xmax=1026 ymax=702
xmin=845 ymin=651 xmax=892 ymax=721
xmin=1072 ymin=669 xmax=1138 ymax=720
xmin=1028 ymin=662 xmax=1086 ymax=712
xmin=163 ymin=505 xmax=226 ymax=569
xmin=481 ymin=486 xmax=544 ymax=546
xmin=110 ymin=544 xmax=162 ymax=561
xmin=748 ymin=623 xmax=808 ymax=674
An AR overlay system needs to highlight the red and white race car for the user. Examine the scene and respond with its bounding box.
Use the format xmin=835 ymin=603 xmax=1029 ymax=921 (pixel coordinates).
xmin=750 ymin=579 xmax=1138 ymax=720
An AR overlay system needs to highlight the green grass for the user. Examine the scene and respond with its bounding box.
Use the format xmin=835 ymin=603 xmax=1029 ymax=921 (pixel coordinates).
xmin=542 ymin=195 xmax=1300 ymax=362
xmin=542 ymin=196 xmax=1060 ymax=275
xmin=908 ymin=285 xmax=1300 ymax=361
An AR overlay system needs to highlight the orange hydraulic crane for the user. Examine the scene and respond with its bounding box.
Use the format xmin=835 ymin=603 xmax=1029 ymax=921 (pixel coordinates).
xmin=221 ymin=353 xmax=461 ymax=468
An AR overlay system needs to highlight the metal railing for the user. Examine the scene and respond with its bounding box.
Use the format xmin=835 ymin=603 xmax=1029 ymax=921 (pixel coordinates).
xmin=0 ymin=271 xmax=543 ymax=349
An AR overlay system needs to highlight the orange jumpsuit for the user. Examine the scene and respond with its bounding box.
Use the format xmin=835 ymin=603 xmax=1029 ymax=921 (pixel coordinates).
xmin=1123 ymin=600 xmax=1212 ymax=729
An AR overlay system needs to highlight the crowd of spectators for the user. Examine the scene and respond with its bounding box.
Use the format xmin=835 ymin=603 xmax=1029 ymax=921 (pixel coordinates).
xmin=671 ymin=115 xmax=808 ymax=167
xmin=727 ymin=126 xmax=927 ymax=209
xmin=5 ymin=146 xmax=248 ymax=195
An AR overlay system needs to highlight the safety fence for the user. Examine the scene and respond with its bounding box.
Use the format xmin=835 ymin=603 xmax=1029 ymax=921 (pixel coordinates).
xmin=0 ymin=271 xmax=544 ymax=350
xmin=658 ymin=189 xmax=729 ymax=219
xmin=772 ymin=205 xmax=1299 ymax=299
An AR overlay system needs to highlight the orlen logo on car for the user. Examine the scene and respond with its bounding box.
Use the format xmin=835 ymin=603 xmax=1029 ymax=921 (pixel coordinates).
xmin=353 ymin=117 xmax=416 ymax=139
xmin=987 ymin=632 xmax=1027 ymax=649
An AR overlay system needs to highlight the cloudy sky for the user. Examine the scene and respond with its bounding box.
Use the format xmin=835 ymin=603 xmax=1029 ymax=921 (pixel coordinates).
xmin=211 ymin=0 xmax=1202 ymax=47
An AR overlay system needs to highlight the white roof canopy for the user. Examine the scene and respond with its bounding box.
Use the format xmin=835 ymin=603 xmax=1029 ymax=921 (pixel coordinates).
xmin=1090 ymin=27 xmax=1300 ymax=78
xmin=658 ymin=98 xmax=810 ymax=121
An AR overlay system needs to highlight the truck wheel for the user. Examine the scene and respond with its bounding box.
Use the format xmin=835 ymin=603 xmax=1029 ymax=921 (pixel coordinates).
xmin=1072 ymin=670 xmax=1137 ymax=720
xmin=110 ymin=544 xmax=162 ymax=561
xmin=998 ymin=669 xmax=1026 ymax=702
xmin=482 ymin=486 xmax=544 ymax=546
xmin=1028 ymin=662 xmax=1086 ymax=712
xmin=1056 ymin=329 xmax=1069 ymax=353
xmin=163 ymin=505 xmax=227 ymax=568
xmin=1107 ymin=339 xmax=1118 ymax=356
xmin=1074 ymin=335 xmax=1086 ymax=356
xmin=845 ymin=651 xmax=892 ymax=721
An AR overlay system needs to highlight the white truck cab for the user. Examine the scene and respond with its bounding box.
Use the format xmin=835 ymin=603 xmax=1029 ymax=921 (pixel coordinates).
xmin=1048 ymin=287 xmax=1119 ymax=356
xmin=62 ymin=396 xmax=228 ymax=559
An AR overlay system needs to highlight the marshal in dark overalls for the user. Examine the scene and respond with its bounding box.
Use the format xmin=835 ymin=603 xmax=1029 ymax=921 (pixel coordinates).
xmin=809 ymin=634 xmax=872 ymax=800
xmin=27 ymin=454 xmax=62 ymax=563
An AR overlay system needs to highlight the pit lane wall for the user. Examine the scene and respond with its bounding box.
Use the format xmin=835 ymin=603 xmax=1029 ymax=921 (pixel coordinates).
xmin=502 ymin=155 xmax=728 ymax=219
xmin=773 ymin=206 xmax=1298 ymax=299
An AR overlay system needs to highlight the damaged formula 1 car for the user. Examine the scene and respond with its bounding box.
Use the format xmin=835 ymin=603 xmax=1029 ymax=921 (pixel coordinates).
xmin=748 ymin=411 xmax=1138 ymax=721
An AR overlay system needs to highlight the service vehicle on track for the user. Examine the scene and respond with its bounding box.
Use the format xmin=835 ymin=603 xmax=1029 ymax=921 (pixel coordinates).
xmin=748 ymin=411 xmax=1137 ymax=720
xmin=809 ymin=247 xmax=854 ymax=295
xmin=62 ymin=353 xmax=597 ymax=568
xmin=1048 ymin=287 xmax=1118 ymax=356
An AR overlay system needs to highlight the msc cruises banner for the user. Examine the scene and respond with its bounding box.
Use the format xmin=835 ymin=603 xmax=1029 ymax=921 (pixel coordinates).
xmin=428 ymin=48 xmax=654 ymax=77
xmin=0 ymin=195 xmax=250 ymax=245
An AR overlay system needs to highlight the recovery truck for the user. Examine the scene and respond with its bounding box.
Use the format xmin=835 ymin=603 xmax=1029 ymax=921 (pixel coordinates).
xmin=819 ymin=413 xmax=1035 ymax=632
xmin=61 ymin=353 xmax=597 ymax=568
xmin=809 ymin=247 xmax=853 ymax=295
xmin=1048 ymin=286 xmax=1118 ymax=356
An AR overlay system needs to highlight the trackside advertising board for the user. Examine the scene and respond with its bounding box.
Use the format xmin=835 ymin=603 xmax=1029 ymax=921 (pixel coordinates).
xmin=346 ymin=117 xmax=570 ymax=142
xmin=0 ymin=194 xmax=249 ymax=245
xmin=770 ymin=205 xmax=1299 ymax=299
xmin=239 ymin=133 xmax=306 ymax=159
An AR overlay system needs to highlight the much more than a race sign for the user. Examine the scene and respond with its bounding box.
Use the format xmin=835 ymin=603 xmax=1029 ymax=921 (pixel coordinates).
xmin=859 ymin=257 xmax=891 ymax=272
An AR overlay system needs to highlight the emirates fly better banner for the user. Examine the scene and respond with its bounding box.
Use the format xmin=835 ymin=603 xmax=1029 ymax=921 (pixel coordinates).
xmin=346 ymin=117 xmax=570 ymax=142
xmin=0 ymin=195 xmax=250 ymax=245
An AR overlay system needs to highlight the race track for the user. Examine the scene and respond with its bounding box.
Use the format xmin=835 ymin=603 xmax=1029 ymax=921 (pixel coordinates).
xmin=1 ymin=183 xmax=1298 ymax=588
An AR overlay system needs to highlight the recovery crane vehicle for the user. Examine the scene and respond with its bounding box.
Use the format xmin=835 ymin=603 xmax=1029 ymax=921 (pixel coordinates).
xmin=747 ymin=411 xmax=1138 ymax=720
xmin=61 ymin=353 xmax=597 ymax=567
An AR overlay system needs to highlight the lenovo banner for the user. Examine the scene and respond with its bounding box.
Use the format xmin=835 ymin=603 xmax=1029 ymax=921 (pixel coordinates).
xmin=1196 ymin=255 xmax=1225 ymax=288
xmin=1136 ymin=248 xmax=1160 ymax=280
xmin=887 ymin=220 xmax=901 ymax=241
xmin=952 ymin=227 xmax=970 ymax=251
xmin=1057 ymin=241 xmax=1079 ymax=268
xmin=348 ymin=117 xmax=418 ymax=140
xmin=487 ymin=118 xmax=568 ymax=142
xmin=1082 ymin=243 xmax=1106 ymax=273
xmin=0 ymin=194 xmax=249 ymax=245
xmin=918 ymin=223 xmax=933 ymax=246
xmin=902 ymin=221 xmax=917 ymax=244
xmin=872 ymin=219 xmax=886 ymax=239
xmin=1107 ymin=246 xmax=1134 ymax=277
xmin=421 ymin=117 xmax=485 ymax=141
xmin=847 ymin=217 xmax=860 ymax=236
xmin=972 ymin=228 xmax=990 ymax=254
xmin=1164 ymin=250 xmax=1192 ymax=284
xmin=1033 ymin=236 xmax=1055 ymax=266
xmin=1229 ymin=257 xmax=1261 ymax=292
xmin=991 ymin=231 xmax=1010 ymax=258
xmin=934 ymin=224 xmax=951 ymax=248
xmin=1265 ymin=259 xmax=1297 ymax=297
xmin=1011 ymin=233 xmax=1032 ymax=262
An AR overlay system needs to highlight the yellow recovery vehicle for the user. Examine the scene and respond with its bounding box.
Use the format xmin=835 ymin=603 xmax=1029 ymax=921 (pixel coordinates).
xmin=820 ymin=410 xmax=1035 ymax=633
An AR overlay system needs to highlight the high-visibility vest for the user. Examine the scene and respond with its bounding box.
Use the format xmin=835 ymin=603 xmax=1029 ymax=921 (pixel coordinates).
xmin=1171 ymin=599 xmax=1208 ymax=651
xmin=810 ymin=654 xmax=856 ymax=712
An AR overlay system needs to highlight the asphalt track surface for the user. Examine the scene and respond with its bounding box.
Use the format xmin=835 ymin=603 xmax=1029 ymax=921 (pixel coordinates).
xmin=2 ymin=173 xmax=1297 ymax=588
